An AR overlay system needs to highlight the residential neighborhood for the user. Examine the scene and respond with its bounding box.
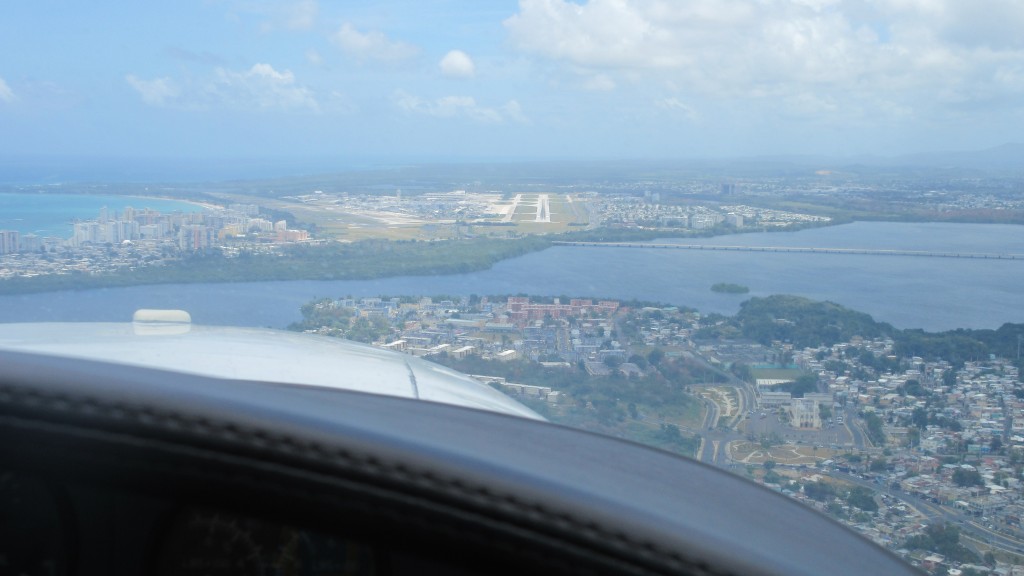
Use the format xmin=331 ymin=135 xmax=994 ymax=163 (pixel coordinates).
xmin=0 ymin=203 xmax=311 ymax=279
xmin=293 ymin=293 xmax=1024 ymax=573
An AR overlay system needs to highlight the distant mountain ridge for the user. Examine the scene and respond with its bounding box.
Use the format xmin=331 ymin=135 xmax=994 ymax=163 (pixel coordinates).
xmin=888 ymin=143 xmax=1024 ymax=172
xmin=711 ymin=143 xmax=1024 ymax=177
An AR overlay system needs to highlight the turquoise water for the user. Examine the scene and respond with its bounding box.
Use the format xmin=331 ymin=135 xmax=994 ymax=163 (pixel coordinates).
xmin=0 ymin=193 xmax=205 ymax=238
xmin=0 ymin=221 xmax=1020 ymax=331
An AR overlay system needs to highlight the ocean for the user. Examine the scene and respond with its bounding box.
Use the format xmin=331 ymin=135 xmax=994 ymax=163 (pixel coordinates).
xmin=0 ymin=193 xmax=205 ymax=238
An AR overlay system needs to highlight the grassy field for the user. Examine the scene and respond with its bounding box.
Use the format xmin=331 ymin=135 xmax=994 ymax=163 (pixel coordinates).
xmin=648 ymin=400 xmax=705 ymax=429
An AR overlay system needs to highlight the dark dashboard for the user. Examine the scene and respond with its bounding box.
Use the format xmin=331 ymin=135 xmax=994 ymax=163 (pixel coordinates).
xmin=2 ymin=473 xmax=385 ymax=576
xmin=0 ymin=348 xmax=920 ymax=576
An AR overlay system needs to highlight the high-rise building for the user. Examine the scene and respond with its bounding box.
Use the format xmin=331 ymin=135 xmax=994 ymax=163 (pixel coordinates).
xmin=19 ymin=234 xmax=41 ymax=252
xmin=0 ymin=230 xmax=19 ymax=254
xmin=178 ymin=224 xmax=213 ymax=251
xmin=73 ymin=222 xmax=101 ymax=247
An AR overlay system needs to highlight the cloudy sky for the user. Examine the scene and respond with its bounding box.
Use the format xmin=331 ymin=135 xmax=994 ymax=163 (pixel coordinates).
xmin=2 ymin=0 xmax=1023 ymax=161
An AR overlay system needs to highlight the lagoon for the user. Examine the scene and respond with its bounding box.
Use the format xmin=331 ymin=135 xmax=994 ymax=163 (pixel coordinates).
xmin=0 ymin=222 xmax=1020 ymax=332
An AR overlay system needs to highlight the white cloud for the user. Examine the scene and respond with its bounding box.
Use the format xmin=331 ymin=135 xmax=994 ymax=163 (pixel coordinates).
xmin=395 ymin=91 xmax=526 ymax=123
xmin=126 ymin=64 xmax=318 ymax=112
xmin=505 ymin=0 xmax=694 ymax=70
xmin=211 ymin=63 xmax=319 ymax=111
xmin=785 ymin=92 xmax=840 ymax=116
xmin=0 ymin=77 xmax=15 ymax=102
xmin=285 ymin=0 xmax=317 ymax=31
xmin=125 ymin=75 xmax=179 ymax=106
xmin=439 ymin=50 xmax=476 ymax=78
xmin=306 ymin=48 xmax=323 ymax=66
xmin=502 ymin=100 xmax=528 ymax=123
xmin=332 ymin=23 xmax=418 ymax=62
xmin=504 ymin=0 xmax=1024 ymax=120
xmin=583 ymin=74 xmax=615 ymax=91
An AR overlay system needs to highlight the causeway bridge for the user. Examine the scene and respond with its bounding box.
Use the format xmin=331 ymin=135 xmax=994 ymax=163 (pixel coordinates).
xmin=551 ymin=241 xmax=1024 ymax=260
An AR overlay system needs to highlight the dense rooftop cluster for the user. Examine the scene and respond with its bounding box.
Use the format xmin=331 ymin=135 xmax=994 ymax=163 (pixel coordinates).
xmin=294 ymin=294 xmax=1024 ymax=571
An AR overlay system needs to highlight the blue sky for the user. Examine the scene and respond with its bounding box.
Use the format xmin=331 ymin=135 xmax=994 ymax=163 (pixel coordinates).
xmin=2 ymin=0 xmax=1024 ymax=161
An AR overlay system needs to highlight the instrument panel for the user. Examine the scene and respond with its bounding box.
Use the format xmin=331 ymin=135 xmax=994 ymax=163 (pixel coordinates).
xmin=0 ymin=472 xmax=71 ymax=576
xmin=156 ymin=510 xmax=376 ymax=576
xmin=1 ymin=472 xmax=379 ymax=576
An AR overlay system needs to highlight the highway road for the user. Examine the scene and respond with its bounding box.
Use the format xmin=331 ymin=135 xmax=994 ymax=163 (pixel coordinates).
xmin=842 ymin=405 xmax=870 ymax=448
xmin=827 ymin=470 xmax=1024 ymax=555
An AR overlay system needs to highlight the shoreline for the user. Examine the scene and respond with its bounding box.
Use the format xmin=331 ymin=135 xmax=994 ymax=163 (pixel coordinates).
xmin=0 ymin=191 xmax=212 ymax=238
xmin=138 ymin=195 xmax=220 ymax=212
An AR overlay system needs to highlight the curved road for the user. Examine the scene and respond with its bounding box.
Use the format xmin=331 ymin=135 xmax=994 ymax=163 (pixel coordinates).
xmin=827 ymin=470 xmax=1024 ymax=555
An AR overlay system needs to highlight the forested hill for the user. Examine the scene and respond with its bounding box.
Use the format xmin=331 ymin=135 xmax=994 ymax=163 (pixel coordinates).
xmin=895 ymin=324 xmax=1024 ymax=367
xmin=701 ymin=294 xmax=1023 ymax=368
xmin=733 ymin=295 xmax=895 ymax=348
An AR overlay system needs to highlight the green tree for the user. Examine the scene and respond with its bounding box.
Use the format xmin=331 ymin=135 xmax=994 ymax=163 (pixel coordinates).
xmin=900 ymin=379 xmax=928 ymax=397
xmin=911 ymin=407 xmax=928 ymax=430
xmin=907 ymin=428 xmax=920 ymax=448
xmin=657 ymin=423 xmax=682 ymax=444
xmin=903 ymin=523 xmax=979 ymax=564
xmin=803 ymin=481 xmax=837 ymax=501
xmin=991 ymin=437 xmax=1004 ymax=453
xmin=627 ymin=354 xmax=648 ymax=370
xmin=862 ymin=411 xmax=887 ymax=446
xmin=603 ymin=355 xmax=623 ymax=368
xmin=731 ymin=362 xmax=753 ymax=381
xmin=952 ymin=468 xmax=984 ymax=487
xmin=735 ymin=295 xmax=893 ymax=348
xmin=846 ymin=486 xmax=878 ymax=512
xmin=779 ymin=374 xmax=818 ymax=398
xmin=943 ymin=369 xmax=958 ymax=387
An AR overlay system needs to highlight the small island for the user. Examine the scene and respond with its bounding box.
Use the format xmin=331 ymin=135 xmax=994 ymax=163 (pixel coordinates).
xmin=711 ymin=282 xmax=750 ymax=294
